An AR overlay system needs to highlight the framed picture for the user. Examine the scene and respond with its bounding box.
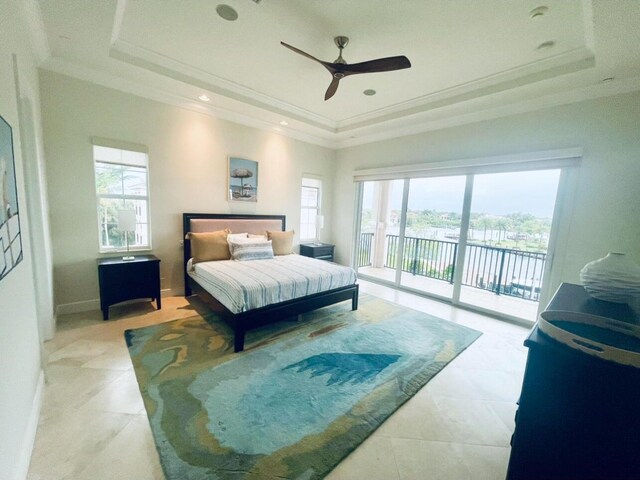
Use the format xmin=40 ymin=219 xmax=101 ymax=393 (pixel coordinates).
xmin=228 ymin=156 xmax=258 ymax=202
xmin=0 ymin=114 xmax=23 ymax=282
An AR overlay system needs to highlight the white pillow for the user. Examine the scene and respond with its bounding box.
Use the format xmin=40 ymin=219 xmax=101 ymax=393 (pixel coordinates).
xmin=230 ymin=240 xmax=274 ymax=261
xmin=228 ymin=233 xmax=248 ymax=242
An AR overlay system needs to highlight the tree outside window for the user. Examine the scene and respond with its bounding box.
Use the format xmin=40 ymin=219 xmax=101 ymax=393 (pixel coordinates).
xmin=93 ymin=145 xmax=151 ymax=252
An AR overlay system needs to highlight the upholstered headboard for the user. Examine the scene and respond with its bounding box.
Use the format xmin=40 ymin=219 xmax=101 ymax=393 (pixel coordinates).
xmin=182 ymin=213 xmax=286 ymax=293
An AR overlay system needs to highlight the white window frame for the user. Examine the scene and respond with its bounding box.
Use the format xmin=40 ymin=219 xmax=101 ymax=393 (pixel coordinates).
xmin=92 ymin=139 xmax=152 ymax=253
xmin=300 ymin=176 xmax=322 ymax=241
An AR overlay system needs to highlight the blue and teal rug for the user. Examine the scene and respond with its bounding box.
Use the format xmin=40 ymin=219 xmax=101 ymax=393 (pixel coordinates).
xmin=125 ymin=295 xmax=481 ymax=479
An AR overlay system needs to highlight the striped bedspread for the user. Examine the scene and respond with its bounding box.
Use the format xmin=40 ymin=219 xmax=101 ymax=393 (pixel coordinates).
xmin=188 ymin=254 xmax=357 ymax=314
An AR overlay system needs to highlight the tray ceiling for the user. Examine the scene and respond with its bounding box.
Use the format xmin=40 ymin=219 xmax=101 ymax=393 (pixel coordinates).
xmin=33 ymin=0 xmax=640 ymax=147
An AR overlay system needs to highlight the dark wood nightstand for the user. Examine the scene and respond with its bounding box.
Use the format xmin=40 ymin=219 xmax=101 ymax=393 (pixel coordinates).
xmin=97 ymin=254 xmax=161 ymax=320
xmin=300 ymin=242 xmax=334 ymax=261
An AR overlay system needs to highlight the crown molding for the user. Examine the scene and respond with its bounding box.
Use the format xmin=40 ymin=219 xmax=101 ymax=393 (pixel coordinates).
xmin=40 ymin=57 xmax=338 ymax=149
xmin=39 ymin=55 xmax=640 ymax=152
xmin=335 ymin=75 xmax=640 ymax=149
xmin=335 ymin=47 xmax=595 ymax=132
xmin=109 ymin=39 xmax=336 ymax=132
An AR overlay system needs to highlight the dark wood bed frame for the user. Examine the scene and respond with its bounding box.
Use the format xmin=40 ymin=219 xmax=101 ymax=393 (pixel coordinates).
xmin=183 ymin=213 xmax=359 ymax=352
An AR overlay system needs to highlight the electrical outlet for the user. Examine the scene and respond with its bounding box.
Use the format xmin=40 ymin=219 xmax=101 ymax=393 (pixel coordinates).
xmin=179 ymin=240 xmax=184 ymax=247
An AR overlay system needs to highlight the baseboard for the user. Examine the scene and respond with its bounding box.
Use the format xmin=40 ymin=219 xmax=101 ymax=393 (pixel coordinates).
xmin=56 ymin=289 xmax=176 ymax=315
xmin=161 ymin=288 xmax=174 ymax=297
xmin=14 ymin=369 xmax=44 ymax=480
xmin=56 ymin=298 xmax=100 ymax=315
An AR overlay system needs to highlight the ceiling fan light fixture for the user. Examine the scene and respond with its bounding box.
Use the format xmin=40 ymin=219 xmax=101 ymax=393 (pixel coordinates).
xmin=363 ymin=89 xmax=376 ymax=96
xmin=216 ymin=4 xmax=238 ymax=21
xmin=198 ymin=94 xmax=211 ymax=102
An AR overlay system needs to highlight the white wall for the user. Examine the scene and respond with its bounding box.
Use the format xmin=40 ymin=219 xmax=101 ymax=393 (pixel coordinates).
xmin=0 ymin=1 xmax=48 ymax=478
xmin=40 ymin=71 xmax=337 ymax=309
xmin=333 ymin=91 xmax=640 ymax=304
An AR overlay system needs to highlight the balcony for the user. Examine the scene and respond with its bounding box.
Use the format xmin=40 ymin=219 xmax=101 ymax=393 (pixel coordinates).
xmin=356 ymin=233 xmax=546 ymax=321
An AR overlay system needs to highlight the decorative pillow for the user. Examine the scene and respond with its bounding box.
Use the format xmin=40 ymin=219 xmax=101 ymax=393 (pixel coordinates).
xmin=248 ymin=233 xmax=268 ymax=240
xmin=228 ymin=232 xmax=248 ymax=242
xmin=189 ymin=229 xmax=231 ymax=263
xmin=230 ymin=240 xmax=274 ymax=261
xmin=267 ymin=230 xmax=295 ymax=255
xmin=228 ymin=234 xmax=270 ymax=255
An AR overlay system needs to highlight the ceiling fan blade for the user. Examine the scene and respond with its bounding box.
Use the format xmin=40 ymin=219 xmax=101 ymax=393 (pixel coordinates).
xmin=341 ymin=56 xmax=411 ymax=76
xmin=324 ymin=77 xmax=340 ymax=101
xmin=280 ymin=42 xmax=334 ymax=71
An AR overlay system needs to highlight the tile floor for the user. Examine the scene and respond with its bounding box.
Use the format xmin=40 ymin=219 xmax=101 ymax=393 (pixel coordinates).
xmin=27 ymin=280 xmax=531 ymax=480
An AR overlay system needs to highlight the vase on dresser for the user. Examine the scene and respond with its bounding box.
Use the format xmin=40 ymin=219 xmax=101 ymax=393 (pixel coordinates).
xmin=579 ymin=252 xmax=640 ymax=304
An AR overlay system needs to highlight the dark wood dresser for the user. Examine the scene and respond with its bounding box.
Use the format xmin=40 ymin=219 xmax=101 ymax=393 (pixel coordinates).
xmin=506 ymin=283 xmax=640 ymax=480
xmin=97 ymin=254 xmax=161 ymax=320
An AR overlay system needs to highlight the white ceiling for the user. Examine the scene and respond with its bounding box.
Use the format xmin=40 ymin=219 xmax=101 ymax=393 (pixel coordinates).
xmin=28 ymin=0 xmax=640 ymax=148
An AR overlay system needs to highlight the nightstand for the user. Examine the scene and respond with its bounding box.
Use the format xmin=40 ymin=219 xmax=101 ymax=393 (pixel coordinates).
xmin=300 ymin=242 xmax=334 ymax=261
xmin=97 ymin=254 xmax=161 ymax=320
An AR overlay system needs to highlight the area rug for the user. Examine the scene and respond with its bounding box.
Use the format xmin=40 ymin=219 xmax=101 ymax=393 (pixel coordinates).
xmin=125 ymin=295 xmax=481 ymax=480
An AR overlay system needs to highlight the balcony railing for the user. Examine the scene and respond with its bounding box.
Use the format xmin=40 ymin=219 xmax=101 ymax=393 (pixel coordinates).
xmin=357 ymin=233 xmax=546 ymax=301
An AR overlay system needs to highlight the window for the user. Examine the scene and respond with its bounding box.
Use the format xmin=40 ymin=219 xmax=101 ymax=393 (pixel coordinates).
xmin=300 ymin=177 xmax=322 ymax=240
xmin=93 ymin=144 xmax=151 ymax=252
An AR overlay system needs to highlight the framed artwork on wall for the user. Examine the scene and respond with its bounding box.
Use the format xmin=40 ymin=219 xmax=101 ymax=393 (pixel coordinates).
xmin=0 ymin=114 xmax=23 ymax=282
xmin=228 ymin=156 xmax=258 ymax=202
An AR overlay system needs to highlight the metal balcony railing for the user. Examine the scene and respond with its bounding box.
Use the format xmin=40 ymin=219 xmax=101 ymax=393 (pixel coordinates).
xmin=357 ymin=233 xmax=547 ymax=301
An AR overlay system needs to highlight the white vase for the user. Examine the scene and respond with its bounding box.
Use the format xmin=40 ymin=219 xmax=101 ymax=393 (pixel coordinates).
xmin=580 ymin=252 xmax=640 ymax=304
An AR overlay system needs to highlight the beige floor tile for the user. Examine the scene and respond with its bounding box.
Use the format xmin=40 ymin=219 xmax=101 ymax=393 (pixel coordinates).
xmin=327 ymin=435 xmax=400 ymax=480
xmin=75 ymin=416 xmax=164 ymax=480
xmin=47 ymin=338 xmax=115 ymax=366
xmin=41 ymin=365 xmax=127 ymax=411
xmin=391 ymin=438 xmax=471 ymax=480
xmin=82 ymin=370 xmax=144 ymax=414
xmin=453 ymin=443 xmax=511 ymax=480
xmin=428 ymin=396 xmax=512 ymax=446
xmin=28 ymin=408 xmax=134 ymax=480
xmin=420 ymin=366 xmax=483 ymax=399
xmin=29 ymin=282 xmax=529 ymax=480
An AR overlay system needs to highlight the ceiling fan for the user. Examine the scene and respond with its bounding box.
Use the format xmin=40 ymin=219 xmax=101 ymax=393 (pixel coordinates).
xmin=280 ymin=36 xmax=411 ymax=100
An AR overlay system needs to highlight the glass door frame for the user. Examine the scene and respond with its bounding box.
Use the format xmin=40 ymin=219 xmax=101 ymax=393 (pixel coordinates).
xmin=352 ymin=152 xmax=581 ymax=323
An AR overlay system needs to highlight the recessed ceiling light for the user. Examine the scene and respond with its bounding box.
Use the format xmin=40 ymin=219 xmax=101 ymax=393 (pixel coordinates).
xmin=216 ymin=4 xmax=238 ymax=21
xmin=198 ymin=95 xmax=211 ymax=102
xmin=529 ymin=6 xmax=549 ymax=19
xmin=363 ymin=89 xmax=376 ymax=96
xmin=602 ymin=77 xmax=615 ymax=83
xmin=279 ymin=120 xmax=288 ymax=126
xmin=536 ymin=40 xmax=556 ymax=51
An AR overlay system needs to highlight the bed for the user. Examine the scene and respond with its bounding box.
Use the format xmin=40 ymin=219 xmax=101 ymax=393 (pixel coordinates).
xmin=183 ymin=213 xmax=359 ymax=352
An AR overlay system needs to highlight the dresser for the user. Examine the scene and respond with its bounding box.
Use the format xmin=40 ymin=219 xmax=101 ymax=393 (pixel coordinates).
xmin=97 ymin=255 xmax=161 ymax=320
xmin=300 ymin=242 xmax=334 ymax=262
xmin=506 ymin=283 xmax=640 ymax=480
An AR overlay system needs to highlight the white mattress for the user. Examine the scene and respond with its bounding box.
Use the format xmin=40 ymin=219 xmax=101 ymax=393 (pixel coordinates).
xmin=188 ymin=254 xmax=357 ymax=314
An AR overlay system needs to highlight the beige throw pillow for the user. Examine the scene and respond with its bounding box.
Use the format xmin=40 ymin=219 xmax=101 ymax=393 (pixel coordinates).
xmin=189 ymin=229 xmax=231 ymax=263
xmin=267 ymin=230 xmax=295 ymax=255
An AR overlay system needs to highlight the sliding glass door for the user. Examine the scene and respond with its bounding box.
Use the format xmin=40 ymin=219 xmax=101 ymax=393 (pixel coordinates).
xmin=355 ymin=168 xmax=562 ymax=322
xmin=355 ymin=180 xmax=404 ymax=284
xmin=399 ymin=176 xmax=467 ymax=299
xmin=458 ymin=169 xmax=560 ymax=318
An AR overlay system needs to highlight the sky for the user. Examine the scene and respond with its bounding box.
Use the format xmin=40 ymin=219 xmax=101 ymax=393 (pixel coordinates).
xmin=362 ymin=169 xmax=561 ymax=218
